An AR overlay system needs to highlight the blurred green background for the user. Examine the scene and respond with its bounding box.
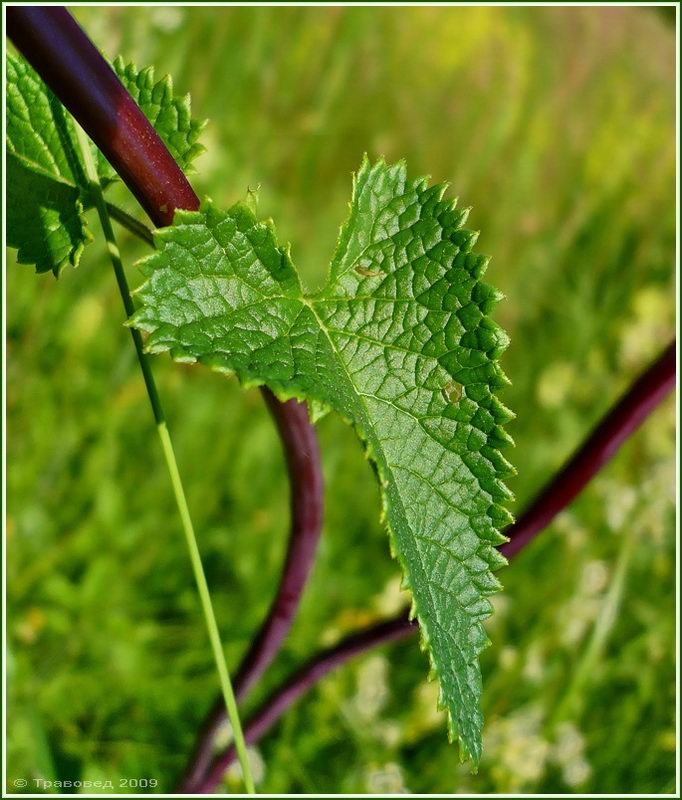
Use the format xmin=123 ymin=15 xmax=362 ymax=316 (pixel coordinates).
xmin=6 ymin=5 xmax=676 ymax=794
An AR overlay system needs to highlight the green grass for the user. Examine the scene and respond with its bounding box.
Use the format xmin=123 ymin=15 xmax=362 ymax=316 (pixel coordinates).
xmin=6 ymin=6 xmax=676 ymax=794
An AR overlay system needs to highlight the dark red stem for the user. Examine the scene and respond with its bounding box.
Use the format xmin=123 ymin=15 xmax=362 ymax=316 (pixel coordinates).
xmin=200 ymin=614 xmax=417 ymax=793
xmin=7 ymin=2 xmax=325 ymax=776
xmin=179 ymin=389 xmax=323 ymax=792
xmin=7 ymin=6 xmax=199 ymax=226
xmin=196 ymin=340 xmax=675 ymax=793
xmin=501 ymin=341 xmax=676 ymax=559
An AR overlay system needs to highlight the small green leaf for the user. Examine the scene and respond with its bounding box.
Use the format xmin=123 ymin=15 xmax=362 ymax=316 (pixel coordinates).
xmin=6 ymin=153 xmax=91 ymax=275
xmin=6 ymin=52 xmax=89 ymax=275
xmin=5 ymin=52 xmax=206 ymax=275
xmin=131 ymin=158 xmax=513 ymax=764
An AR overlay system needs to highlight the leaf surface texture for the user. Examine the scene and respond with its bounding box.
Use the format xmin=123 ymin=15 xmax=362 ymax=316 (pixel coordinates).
xmin=132 ymin=158 xmax=514 ymax=763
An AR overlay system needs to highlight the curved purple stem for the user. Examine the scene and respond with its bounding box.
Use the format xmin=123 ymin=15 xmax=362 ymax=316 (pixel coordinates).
xmin=501 ymin=341 xmax=676 ymax=558
xmin=179 ymin=390 xmax=323 ymax=792
xmin=199 ymin=614 xmax=417 ymax=794
xmin=196 ymin=341 xmax=675 ymax=793
xmin=248 ymin=391 xmax=324 ymax=696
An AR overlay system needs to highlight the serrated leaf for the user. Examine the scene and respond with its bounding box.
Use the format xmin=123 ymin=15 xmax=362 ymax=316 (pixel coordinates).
xmin=6 ymin=153 xmax=91 ymax=275
xmin=6 ymin=53 xmax=83 ymax=184
xmin=5 ymin=52 xmax=206 ymax=274
xmin=6 ymin=52 xmax=89 ymax=275
xmin=131 ymin=158 xmax=513 ymax=764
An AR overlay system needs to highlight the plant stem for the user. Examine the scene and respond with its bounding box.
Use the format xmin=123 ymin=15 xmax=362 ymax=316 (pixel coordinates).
xmin=105 ymin=201 xmax=155 ymax=246
xmin=73 ymin=123 xmax=255 ymax=795
xmin=239 ymin=389 xmax=325 ymax=696
xmin=156 ymin=426 xmax=255 ymax=796
xmin=501 ymin=341 xmax=676 ymax=558
xmin=199 ymin=614 xmax=417 ymax=794
xmin=179 ymin=389 xmax=324 ymax=793
xmin=195 ymin=340 xmax=675 ymax=793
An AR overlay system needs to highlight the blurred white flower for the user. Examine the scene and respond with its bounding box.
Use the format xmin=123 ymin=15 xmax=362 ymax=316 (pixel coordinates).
xmin=536 ymin=362 xmax=577 ymax=408
xmin=366 ymin=762 xmax=408 ymax=793
xmin=349 ymin=655 xmax=390 ymax=722
xmin=580 ymin=560 xmax=609 ymax=595
xmin=563 ymin=757 xmax=591 ymax=787
xmin=499 ymin=645 xmax=518 ymax=670
xmin=522 ymin=642 xmax=545 ymax=684
xmin=600 ymin=462 xmax=674 ymax=547
xmin=375 ymin=720 xmax=402 ymax=747
xmin=559 ymin=598 xmax=600 ymax=646
xmin=148 ymin=6 xmax=184 ymax=32
xmin=550 ymin=722 xmax=591 ymax=788
xmin=484 ymin=706 xmax=550 ymax=792
xmin=214 ymin=718 xmax=232 ymax=750
xmin=619 ymin=286 xmax=673 ymax=369
xmin=374 ymin=575 xmax=408 ymax=616
xmin=553 ymin=511 xmax=589 ymax=550
xmin=552 ymin=721 xmax=585 ymax=765
xmin=224 ymin=746 xmax=265 ymax=787
xmin=600 ymin=480 xmax=637 ymax=533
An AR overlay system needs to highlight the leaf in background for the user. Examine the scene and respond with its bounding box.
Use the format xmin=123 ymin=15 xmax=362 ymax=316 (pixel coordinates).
xmin=5 ymin=52 xmax=206 ymax=275
xmin=6 ymin=154 xmax=91 ymax=276
xmin=6 ymin=52 xmax=90 ymax=275
xmin=131 ymin=157 xmax=514 ymax=764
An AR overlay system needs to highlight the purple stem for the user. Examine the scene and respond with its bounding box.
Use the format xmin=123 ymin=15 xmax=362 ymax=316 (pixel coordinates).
xmin=179 ymin=390 xmax=323 ymax=792
xmin=8 ymin=0 xmax=325 ymax=775
xmin=501 ymin=341 xmax=676 ymax=558
xmin=196 ymin=341 xmax=675 ymax=793
xmin=7 ymin=6 xmax=199 ymax=226
xmin=200 ymin=614 xmax=417 ymax=794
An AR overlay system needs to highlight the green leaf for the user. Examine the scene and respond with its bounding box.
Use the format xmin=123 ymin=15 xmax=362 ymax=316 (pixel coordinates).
xmin=6 ymin=52 xmax=90 ymax=275
xmin=6 ymin=153 xmax=91 ymax=275
xmin=5 ymin=52 xmax=206 ymax=275
xmin=5 ymin=53 xmax=84 ymax=185
xmin=131 ymin=157 xmax=514 ymax=764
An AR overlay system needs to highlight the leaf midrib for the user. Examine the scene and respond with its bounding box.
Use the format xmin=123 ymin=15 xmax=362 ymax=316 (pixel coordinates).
xmin=303 ymin=295 xmax=452 ymax=644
